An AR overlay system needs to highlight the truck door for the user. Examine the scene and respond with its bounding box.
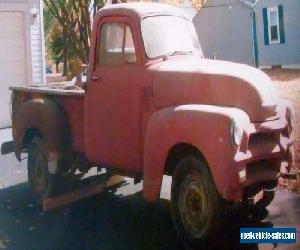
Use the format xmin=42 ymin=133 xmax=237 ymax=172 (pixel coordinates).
xmin=85 ymin=17 xmax=142 ymax=172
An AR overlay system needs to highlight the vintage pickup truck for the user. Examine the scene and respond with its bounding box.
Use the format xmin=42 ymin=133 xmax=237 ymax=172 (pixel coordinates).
xmin=8 ymin=3 xmax=294 ymax=249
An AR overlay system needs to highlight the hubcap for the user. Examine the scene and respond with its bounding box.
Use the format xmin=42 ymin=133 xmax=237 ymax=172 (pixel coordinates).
xmin=178 ymin=174 xmax=210 ymax=239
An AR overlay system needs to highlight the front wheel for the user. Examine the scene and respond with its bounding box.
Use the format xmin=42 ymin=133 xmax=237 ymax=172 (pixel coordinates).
xmin=171 ymin=156 xmax=221 ymax=249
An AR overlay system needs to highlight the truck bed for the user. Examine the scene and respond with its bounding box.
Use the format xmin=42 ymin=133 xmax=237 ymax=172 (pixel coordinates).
xmin=10 ymin=82 xmax=85 ymax=96
xmin=11 ymin=81 xmax=86 ymax=154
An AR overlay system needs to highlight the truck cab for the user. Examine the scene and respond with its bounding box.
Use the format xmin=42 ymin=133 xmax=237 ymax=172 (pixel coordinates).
xmin=9 ymin=3 xmax=294 ymax=249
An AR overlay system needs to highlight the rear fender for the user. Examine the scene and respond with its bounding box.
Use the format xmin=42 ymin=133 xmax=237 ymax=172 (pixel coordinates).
xmin=12 ymin=98 xmax=72 ymax=169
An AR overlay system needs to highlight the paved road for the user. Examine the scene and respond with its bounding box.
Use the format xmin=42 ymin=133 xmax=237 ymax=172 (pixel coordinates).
xmin=0 ymin=151 xmax=299 ymax=250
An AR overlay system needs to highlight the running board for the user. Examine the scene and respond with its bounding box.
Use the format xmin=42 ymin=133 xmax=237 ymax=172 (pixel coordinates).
xmin=43 ymin=175 xmax=125 ymax=211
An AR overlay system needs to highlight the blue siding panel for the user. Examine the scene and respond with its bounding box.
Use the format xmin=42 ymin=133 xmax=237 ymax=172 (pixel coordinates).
xmin=194 ymin=0 xmax=300 ymax=68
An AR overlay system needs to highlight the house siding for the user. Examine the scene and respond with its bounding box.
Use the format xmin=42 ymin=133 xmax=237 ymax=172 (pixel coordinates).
xmin=0 ymin=0 xmax=45 ymax=128
xmin=193 ymin=1 xmax=254 ymax=66
xmin=255 ymin=0 xmax=300 ymax=68
xmin=31 ymin=16 xmax=44 ymax=83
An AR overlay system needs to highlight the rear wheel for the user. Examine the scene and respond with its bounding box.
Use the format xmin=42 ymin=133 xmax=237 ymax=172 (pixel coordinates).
xmin=171 ymin=156 xmax=221 ymax=249
xmin=27 ymin=136 xmax=52 ymax=205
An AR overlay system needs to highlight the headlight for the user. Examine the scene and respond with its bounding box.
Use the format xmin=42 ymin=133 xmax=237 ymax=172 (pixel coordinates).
xmin=231 ymin=120 xmax=243 ymax=146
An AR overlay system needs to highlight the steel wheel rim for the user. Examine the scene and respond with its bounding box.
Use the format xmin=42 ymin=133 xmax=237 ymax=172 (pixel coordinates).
xmin=178 ymin=174 xmax=210 ymax=239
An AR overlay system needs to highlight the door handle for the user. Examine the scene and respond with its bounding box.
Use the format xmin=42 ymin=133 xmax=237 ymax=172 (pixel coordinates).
xmin=91 ymin=75 xmax=102 ymax=81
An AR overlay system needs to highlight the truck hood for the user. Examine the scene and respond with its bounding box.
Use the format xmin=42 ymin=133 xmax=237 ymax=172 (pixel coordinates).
xmin=152 ymin=57 xmax=278 ymax=122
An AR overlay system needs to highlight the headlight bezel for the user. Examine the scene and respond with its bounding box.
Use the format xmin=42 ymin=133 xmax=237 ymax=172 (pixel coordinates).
xmin=231 ymin=120 xmax=244 ymax=147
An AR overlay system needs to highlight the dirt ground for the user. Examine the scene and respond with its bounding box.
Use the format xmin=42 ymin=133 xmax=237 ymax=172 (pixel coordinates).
xmin=264 ymin=69 xmax=300 ymax=171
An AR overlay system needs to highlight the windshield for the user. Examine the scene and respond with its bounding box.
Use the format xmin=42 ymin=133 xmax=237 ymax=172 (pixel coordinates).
xmin=141 ymin=15 xmax=203 ymax=59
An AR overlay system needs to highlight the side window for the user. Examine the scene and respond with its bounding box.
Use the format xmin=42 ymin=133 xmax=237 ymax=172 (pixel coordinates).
xmin=99 ymin=23 xmax=136 ymax=65
xmin=124 ymin=26 xmax=137 ymax=63
xmin=99 ymin=23 xmax=124 ymax=65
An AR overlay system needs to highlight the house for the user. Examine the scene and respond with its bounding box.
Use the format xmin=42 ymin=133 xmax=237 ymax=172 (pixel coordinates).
xmin=193 ymin=0 xmax=300 ymax=68
xmin=0 ymin=0 xmax=46 ymax=128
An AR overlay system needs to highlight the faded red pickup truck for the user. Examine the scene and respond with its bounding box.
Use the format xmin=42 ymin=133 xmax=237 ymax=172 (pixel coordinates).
xmin=8 ymin=3 xmax=294 ymax=248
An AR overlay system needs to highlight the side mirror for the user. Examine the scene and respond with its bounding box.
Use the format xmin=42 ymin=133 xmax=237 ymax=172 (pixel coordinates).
xmin=75 ymin=64 xmax=88 ymax=89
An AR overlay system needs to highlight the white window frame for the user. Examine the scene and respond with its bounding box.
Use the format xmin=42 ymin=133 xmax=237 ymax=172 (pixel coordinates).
xmin=267 ymin=6 xmax=280 ymax=44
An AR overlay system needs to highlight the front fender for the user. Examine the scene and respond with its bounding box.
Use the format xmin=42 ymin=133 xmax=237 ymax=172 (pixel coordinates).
xmin=143 ymin=104 xmax=250 ymax=202
xmin=12 ymin=98 xmax=71 ymax=164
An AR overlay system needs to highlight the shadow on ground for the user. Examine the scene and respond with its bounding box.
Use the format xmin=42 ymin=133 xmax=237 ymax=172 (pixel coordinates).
xmin=0 ymin=183 xmax=273 ymax=250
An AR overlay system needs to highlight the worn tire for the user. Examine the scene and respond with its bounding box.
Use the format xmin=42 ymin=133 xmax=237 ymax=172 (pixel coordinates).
xmin=27 ymin=136 xmax=50 ymax=205
xmin=171 ymin=156 xmax=221 ymax=249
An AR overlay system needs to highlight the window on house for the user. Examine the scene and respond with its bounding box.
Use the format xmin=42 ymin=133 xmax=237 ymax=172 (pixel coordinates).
xmin=268 ymin=7 xmax=280 ymax=43
xmin=99 ymin=23 xmax=136 ymax=65
xmin=263 ymin=5 xmax=285 ymax=45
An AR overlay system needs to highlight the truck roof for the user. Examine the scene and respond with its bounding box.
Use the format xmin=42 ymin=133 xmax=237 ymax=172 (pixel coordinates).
xmin=97 ymin=3 xmax=189 ymax=20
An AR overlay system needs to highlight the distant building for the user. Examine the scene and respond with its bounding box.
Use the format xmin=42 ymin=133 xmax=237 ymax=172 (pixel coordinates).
xmin=193 ymin=0 xmax=300 ymax=68
xmin=0 ymin=0 xmax=46 ymax=128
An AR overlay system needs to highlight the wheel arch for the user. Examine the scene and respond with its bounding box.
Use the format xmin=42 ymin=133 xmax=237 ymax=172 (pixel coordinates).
xmin=22 ymin=127 xmax=43 ymax=148
xmin=12 ymin=98 xmax=73 ymax=171
xmin=164 ymin=143 xmax=208 ymax=176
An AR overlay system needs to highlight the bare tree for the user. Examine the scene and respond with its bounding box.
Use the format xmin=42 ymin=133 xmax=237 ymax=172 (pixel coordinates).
xmin=44 ymin=0 xmax=107 ymax=66
xmin=191 ymin=0 xmax=207 ymax=11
